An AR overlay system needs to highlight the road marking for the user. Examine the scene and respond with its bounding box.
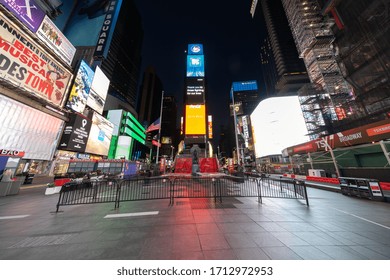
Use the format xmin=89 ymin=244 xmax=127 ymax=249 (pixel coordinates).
xmin=333 ymin=208 xmax=390 ymax=230
xmin=0 ymin=215 xmax=30 ymax=220
xmin=104 ymin=211 xmax=159 ymax=219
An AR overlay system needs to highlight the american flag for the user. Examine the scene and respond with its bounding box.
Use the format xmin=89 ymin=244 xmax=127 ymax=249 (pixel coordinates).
xmin=146 ymin=117 xmax=161 ymax=133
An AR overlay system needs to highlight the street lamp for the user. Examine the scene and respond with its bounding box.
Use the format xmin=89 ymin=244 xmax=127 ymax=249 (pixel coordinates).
xmin=170 ymin=146 xmax=175 ymax=160
xmin=320 ymin=139 xmax=340 ymax=177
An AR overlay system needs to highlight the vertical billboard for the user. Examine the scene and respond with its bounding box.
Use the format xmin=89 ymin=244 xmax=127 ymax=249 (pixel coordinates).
xmin=0 ymin=13 xmax=72 ymax=107
xmin=36 ymin=15 xmax=76 ymax=66
xmin=58 ymin=113 xmax=92 ymax=152
xmin=185 ymin=105 xmax=206 ymax=135
xmin=66 ymin=60 xmax=94 ymax=114
xmin=208 ymin=115 xmax=213 ymax=139
xmin=186 ymin=55 xmax=205 ymax=77
xmin=86 ymin=66 xmax=110 ymax=114
xmin=0 ymin=0 xmax=45 ymax=33
xmin=85 ymin=112 xmax=114 ymax=156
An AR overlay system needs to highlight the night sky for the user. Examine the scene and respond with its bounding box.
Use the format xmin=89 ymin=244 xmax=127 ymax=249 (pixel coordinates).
xmin=133 ymin=0 xmax=264 ymax=143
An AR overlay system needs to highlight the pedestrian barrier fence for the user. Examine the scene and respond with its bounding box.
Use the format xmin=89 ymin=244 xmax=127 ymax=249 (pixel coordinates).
xmin=55 ymin=175 xmax=309 ymax=212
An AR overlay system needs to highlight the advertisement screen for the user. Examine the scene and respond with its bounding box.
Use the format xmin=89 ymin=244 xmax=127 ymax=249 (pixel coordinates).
xmin=0 ymin=14 xmax=72 ymax=107
xmin=251 ymin=96 xmax=309 ymax=158
xmin=186 ymin=78 xmax=205 ymax=104
xmin=85 ymin=112 xmax=114 ymax=156
xmin=186 ymin=55 xmax=205 ymax=77
xmin=185 ymin=105 xmax=206 ymax=135
xmin=58 ymin=113 xmax=92 ymax=152
xmin=0 ymin=0 xmax=45 ymax=33
xmin=188 ymin=44 xmax=203 ymax=55
xmin=66 ymin=60 xmax=95 ymax=114
xmin=36 ymin=15 xmax=76 ymax=66
xmin=86 ymin=66 xmax=110 ymax=114
xmin=208 ymin=115 xmax=213 ymax=139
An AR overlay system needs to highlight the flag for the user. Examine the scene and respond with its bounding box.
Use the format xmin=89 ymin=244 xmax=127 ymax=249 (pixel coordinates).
xmin=146 ymin=117 xmax=161 ymax=133
xmin=152 ymin=133 xmax=161 ymax=147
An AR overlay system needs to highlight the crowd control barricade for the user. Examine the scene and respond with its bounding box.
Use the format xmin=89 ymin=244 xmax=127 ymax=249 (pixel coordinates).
xmin=339 ymin=177 xmax=385 ymax=201
xmin=55 ymin=175 xmax=309 ymax=212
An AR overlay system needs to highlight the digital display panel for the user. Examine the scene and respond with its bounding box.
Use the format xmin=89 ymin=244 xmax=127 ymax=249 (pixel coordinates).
xmin=85 ymin=112 xmax=114 ymax=156
xmin=188 ymin=44 xmax=203 ymax=55
xmin=86 ymin=66 xmax=110 ymax=114
xmin=58 ymin=113 xmax=92 ymax=152
xmin=251 ymin=96 xmax=309 ymax=158
xmin=185 ymin=105 xmax=206 ymax=135
xmin=66 ymin=60 xmax=94 ymax=114
xmin=186 ymin=55 xmax=205 ymax=77
xmin=186 ymin=78 xmax=205 ymax=104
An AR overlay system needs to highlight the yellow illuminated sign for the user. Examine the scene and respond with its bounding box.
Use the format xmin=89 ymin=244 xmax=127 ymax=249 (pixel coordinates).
xmin=185 ymin=105 xmax=206 ymax=135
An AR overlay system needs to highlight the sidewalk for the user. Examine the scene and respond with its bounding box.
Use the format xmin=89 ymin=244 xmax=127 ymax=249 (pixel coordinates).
xmin=0 ymin=182 xmax=389 ymax=260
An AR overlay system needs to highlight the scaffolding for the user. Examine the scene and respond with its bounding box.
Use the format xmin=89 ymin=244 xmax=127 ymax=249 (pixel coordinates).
xmin=281 ymin=0 xmax=361 ymax=139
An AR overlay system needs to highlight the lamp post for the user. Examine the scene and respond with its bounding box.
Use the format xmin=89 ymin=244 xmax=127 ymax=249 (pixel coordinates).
xmin=170 ymin=146 xmax=175 ymax=160
xmin=231 ymin=87 xmax=240 ymax=165
xmin=320 ymin=139 xmax=340 ymax=177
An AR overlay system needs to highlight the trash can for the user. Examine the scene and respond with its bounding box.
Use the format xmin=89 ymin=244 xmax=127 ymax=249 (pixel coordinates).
xmin=339 ymin=177 xmax=384 ymax=201
xmin=23 ymin=173 xmax=35 ymax=184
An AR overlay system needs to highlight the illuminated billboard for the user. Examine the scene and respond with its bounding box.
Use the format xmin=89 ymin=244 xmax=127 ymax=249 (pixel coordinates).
xmin=208 ymin=115 xmax=213 ymax=139
xmin=185 ymin=105 xmax=206 ymax=135
xmin=58 ymin=113 xmax=92 ymax=153
xmin=251 ymin=96 xmax=309 ymax=158
xmin=0 ymin=14 xmax=72 ymax=107
xmin=0 ymin=0 xmax=45 ymax=33
xmin=188 ymin=44 xmax=203 ymax=55
xmin=86 ymin=66 xmax=110 ymax=114
xmin=186 ymin=55 xmax=205 ymax=77
xmin=36 ymin=15 xmax=76 ymax=66
xmin=85 ymin=112 xmax=114 ymax=156
xmin=66 ymin=60 xmax=94 ymax=114
xmin=186 ymin=78 xmax=205 ymax=104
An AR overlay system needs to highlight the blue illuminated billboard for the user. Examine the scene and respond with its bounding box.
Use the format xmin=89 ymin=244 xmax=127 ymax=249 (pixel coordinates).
xmin=186 ymin=55 xmax=205 ymax=77
xmin=188 ymin=44 xmax=203 ymax=55
xmin=232 ymin=81 xmax=258 ymax=92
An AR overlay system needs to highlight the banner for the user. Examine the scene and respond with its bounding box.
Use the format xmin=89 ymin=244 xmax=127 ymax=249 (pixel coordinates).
xmin=0 ymin=13 xmax=72 ymax=107
xmin=284 ymin=119 xmax=390 ymax=156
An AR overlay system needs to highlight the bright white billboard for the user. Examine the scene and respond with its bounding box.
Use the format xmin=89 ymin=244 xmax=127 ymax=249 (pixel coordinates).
xmin=36 ymin=15 xmax=76 ymax=66
xmin=250 ymin=96 xmax=309 ymax=158
xmin=86 ymin=66 xmax=110 ymax=114
xmin=0 ymin=95 xmax=63 ymax=160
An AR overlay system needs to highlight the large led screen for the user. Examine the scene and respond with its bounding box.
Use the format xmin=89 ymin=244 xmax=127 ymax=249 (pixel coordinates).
xmin=251 ymin=96 xmax=309 ymax=158
xmin=188 ymin=44 xmax=203 ymax=55
xmin=58 ymin=113 xmax=92 ymax=152
xmin=66 ymin=60 xmax=94 ymax=114
xmin=186 ymin=78 xmax=205 ymax=104
xmin=85 ymin=112 xmax=114 ymax=156
xmin=186 ymin=55 xmax=205 ymax=77
xmin=86 ymin=66 xmax=110 ymax=114
xmin=185 ymin=105 xmax=206 ymax=135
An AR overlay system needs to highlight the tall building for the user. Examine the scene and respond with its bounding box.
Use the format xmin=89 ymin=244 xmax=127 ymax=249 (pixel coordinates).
xmin=281 ymin=0 xmax=365 ymax=139
xmin=60 ymin=0 xmax=143 ymax=117
xmin=230 ymin=81 xmax=260 ymax=165
xmin=160 ymin=96 xmax=178 ymax=158
xmin=260 ymin=36 xmax=278 ymax=97
xmin=323 ymin=0 xmax=390 ymax=125
xmin=137 ymin=66 xmax=164 ymax=126
xmin=251 ymin=0 xmax=310 ymax=96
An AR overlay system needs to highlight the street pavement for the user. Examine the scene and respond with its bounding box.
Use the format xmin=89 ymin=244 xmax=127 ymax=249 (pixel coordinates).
xmin=0 ymin=181 xmax=389 ymax=260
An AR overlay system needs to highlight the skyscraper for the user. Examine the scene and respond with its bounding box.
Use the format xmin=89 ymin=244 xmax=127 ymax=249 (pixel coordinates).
xmin=251 ymin=0 xmax=310 ymax=96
